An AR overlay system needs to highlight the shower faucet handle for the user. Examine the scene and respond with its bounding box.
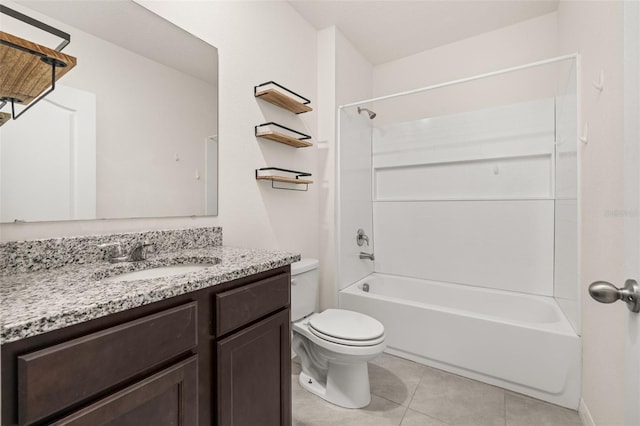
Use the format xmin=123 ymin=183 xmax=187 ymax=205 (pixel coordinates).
xmin=356 ymin=228 xmax=370 ymax=246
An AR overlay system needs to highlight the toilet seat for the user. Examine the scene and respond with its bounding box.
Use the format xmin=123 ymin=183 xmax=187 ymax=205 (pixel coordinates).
xmin=309 ymin=328 xmax=386 ymax=346
xmin=293 ymin=318 xmax=386 ymax=356
xmin=308 ymin=309 xmax=385 ymax=347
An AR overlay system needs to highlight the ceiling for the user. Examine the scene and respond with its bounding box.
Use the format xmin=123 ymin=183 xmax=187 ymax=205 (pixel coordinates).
xmin=289 ymin=0 xmax=559 ymax=65
xmin=11 ymin=1 xmax=558 ymax=80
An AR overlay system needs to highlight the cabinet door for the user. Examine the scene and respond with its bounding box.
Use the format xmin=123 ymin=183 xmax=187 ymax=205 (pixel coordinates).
xmin=217 ymin=309 xmax=291 ymax=426
xmin=51 ymin=356 xmax=198 ymax=426
xmin=17 ymin=302 xmax=197 ymax=425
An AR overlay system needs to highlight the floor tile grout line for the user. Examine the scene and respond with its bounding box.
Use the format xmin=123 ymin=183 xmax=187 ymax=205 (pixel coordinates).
xmin=408 ymin=364 xmax=430 ymax=406
xmin=371 ymin=391 xmax=410 ymax=409
xmin=404 ymin=370 xmax=422 ymax=414
xmin=403 ymin=367 xmax=456 ymax=426
xmin=397 ymin=404 xmax=410 ymax=426
xmin=504 ymin=389 xmax=507 ymax=426
xmin=408 ymin=365 xmax=431 ymax=411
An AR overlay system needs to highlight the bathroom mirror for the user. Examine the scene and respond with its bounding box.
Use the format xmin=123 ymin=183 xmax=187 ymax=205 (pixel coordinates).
xmin=0 ymin=0 xmax=218 ymax=222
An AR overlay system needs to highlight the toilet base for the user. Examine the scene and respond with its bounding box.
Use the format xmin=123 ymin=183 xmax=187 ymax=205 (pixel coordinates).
xmin=299 ymin=362 xmax=372 ymax=409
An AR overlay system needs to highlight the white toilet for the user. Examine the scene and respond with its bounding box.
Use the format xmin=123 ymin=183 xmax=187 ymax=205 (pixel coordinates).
xmin=291 ymin=258 xmax=386 ymax=409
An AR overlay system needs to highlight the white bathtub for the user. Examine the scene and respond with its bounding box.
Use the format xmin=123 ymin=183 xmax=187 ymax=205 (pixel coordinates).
xmin=339 ymin=273 xmax=581 ymax=409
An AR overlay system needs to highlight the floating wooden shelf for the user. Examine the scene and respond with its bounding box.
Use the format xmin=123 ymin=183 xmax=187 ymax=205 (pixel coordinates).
xmin=254 ymin=81 xmax=312 ymax=114
xmin=256 ymin=131 xmax=312 ymax=147
xmin=255 ymin=167 xmax=313 ymax=191
xmin=255 ymin=122 xmax=312 ymax=148
xmin=0 ymin=31 xmax=77 ymax=106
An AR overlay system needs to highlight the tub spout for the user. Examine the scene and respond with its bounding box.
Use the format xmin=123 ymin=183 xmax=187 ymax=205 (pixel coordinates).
xmin=359 ymin=252 xmax=375 ymax=261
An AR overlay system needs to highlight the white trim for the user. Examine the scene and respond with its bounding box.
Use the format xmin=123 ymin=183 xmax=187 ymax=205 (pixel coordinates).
xmin=339 ymin=53 xmax=580 ymax=109
xmin=551 ymin=98 xmax=557 ymax=199
xmin=579 ymin=398 xmax=596 ymax=426
xmin=623 ymin=1 xmax=640 ymax=424
xmin=576 ymin=53 xmax=583 ymax=337
xmin=335 ymin=104 xmax=342 ymax=303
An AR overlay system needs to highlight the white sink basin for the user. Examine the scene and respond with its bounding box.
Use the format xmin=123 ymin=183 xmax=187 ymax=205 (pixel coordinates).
xmin=105 ymin=263 xmax=216 ymax=283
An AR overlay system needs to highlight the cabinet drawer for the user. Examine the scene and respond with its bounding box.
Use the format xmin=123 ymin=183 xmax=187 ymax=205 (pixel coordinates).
xmin=215 ymin=272 xmax=289 ymax=336
xmin=17 ymin=302 xmax=197 ymax=425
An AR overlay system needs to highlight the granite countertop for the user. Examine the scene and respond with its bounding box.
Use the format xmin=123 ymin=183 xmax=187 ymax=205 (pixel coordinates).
xmin=0 ymin=246 xmax=300 ymax=344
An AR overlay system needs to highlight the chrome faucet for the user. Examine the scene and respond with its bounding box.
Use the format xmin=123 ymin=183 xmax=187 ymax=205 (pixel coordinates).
xmin=127 ymin=241 xmax=154 ymax=261
xmin=98 ymin=241 xmax=154 ymax=263
xmin=356 ymin=228 xmax=370 ymax=246
xmin=359 ymin=251 xmax=375 ymax=261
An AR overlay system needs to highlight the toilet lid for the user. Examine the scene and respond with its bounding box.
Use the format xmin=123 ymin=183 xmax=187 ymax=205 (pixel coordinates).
xmin=308 ymin=309 xmax=384 ymax=343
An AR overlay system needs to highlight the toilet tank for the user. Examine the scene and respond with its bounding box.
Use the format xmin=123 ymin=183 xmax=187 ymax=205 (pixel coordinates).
xmin=290 ymin=258 xmax=320 ymax=322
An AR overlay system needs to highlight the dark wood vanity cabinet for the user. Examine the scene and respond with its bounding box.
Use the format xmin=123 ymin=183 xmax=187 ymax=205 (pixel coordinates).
xmin=1 ymin=266 xmax=292 ymax=426
xmin=217 ymin=310 xmax=291 ymax=426
xmin=214 ymin=273 xmax=292 ymax=426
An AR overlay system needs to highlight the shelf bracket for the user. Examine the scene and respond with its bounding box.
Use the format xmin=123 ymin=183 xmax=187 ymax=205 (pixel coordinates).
xmin=254 ymin=122 xmax=312 ymax=147
xmin=254 ymin=81 xmax=311 ymax=106
xmin=254 ymin=81 xmax=312 ymax=114
xmin=255 ymin=167 xmax=313 ymax=192
xmin=3 ymin=59 xmax=60 ymax=120
xmin=255 ymin=122 xmax=311 ymax=141
xmin=270 ymin=180 xmax=309 ymax=192
xmin=0 ymin=5 xmax=71 ymax=52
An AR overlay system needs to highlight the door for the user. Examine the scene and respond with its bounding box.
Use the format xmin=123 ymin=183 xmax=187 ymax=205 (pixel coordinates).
xmin=590 ymin=4 xmax=640 ymax=423
xmin=0 ymin=84 xmax=96 ymax=222
xmin=51 ymin=356 xmax=198 ymax=426
xmin=624 ymin=1 xmax=640 ymax=424
xmin=217 ymin=309 xmax=291 ymax=426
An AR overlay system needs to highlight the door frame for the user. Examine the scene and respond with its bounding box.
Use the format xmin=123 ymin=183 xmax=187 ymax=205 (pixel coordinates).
xmin=624 ymin=1 xmax=640 ymax=424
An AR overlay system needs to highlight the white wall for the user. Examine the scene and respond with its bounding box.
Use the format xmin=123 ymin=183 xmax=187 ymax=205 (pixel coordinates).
xmin=557 ymin=2 xmax=626 ymax=424
xmin=318 ymin=27 xmax=373 ymax=307
xmin=1 ymin=2 xmax=320 ymax=262
xmin=317 ymin=27 xmax=338 ymax=310
xmin=122 ymin=1 xmax=319 ymax=257
xmin=372 ymin=12 xmax=559 ymax=121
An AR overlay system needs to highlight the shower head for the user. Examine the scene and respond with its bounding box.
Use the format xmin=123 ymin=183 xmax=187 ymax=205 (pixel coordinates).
xmin=357 ymin=107 xmax=376 ymax=119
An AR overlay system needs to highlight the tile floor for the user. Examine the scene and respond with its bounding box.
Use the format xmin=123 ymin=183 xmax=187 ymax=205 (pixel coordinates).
xmin=292 ymin=354 xmax=583 ymax=426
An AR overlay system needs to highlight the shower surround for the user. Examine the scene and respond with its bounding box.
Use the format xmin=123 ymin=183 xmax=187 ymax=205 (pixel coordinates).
xmin=336 ymin=56 xmax=580 ymax=409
